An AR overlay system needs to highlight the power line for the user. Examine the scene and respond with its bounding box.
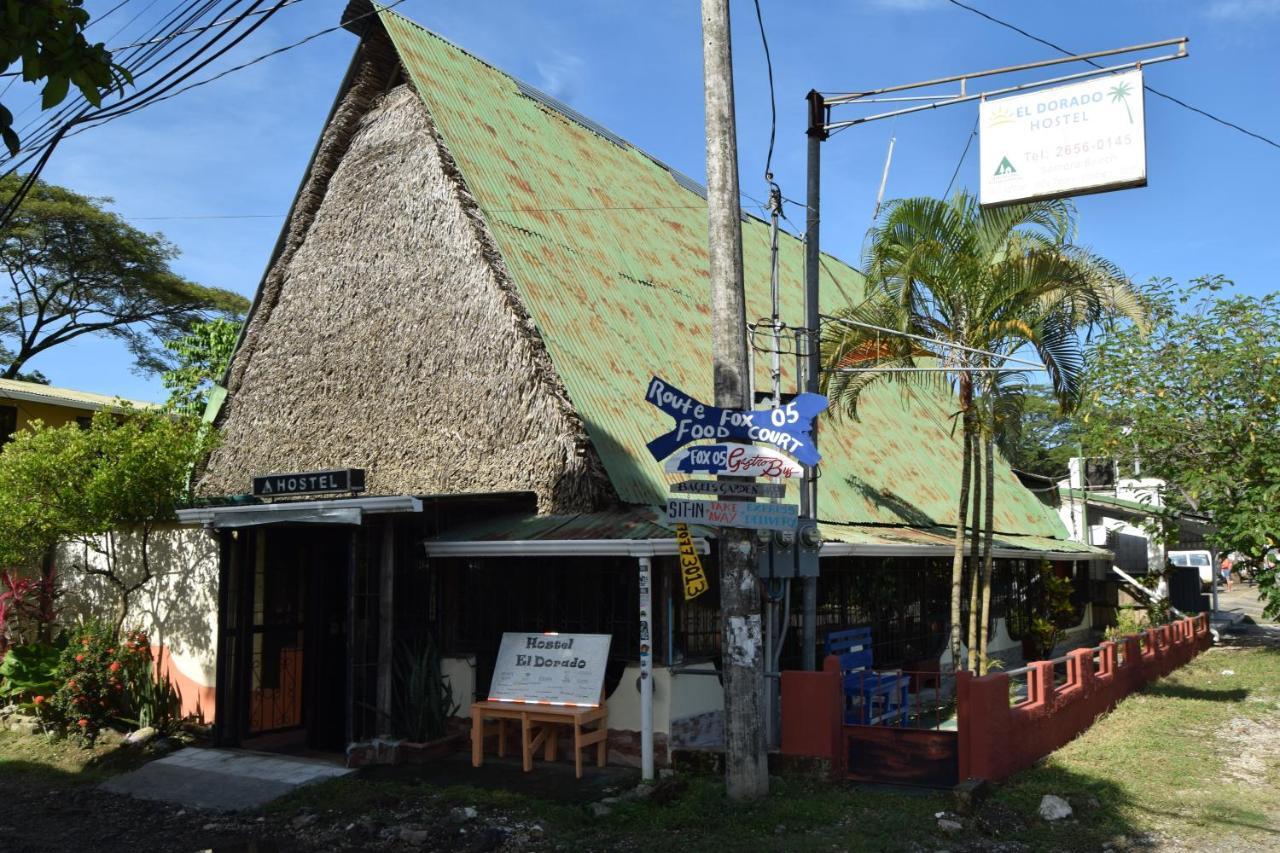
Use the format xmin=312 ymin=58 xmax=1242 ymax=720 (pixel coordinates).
xmin=751 ymin=0 xmax=777 ymax=183
xmin=945 ymin=0 xmax=1280 ymax=151
xmin=943 ymin=115 xmax=978 ymax=199
xmin=70 ymin=0 xmax=404 ymax=130
xmin=108 ymin=0 xmax=308 ymax=51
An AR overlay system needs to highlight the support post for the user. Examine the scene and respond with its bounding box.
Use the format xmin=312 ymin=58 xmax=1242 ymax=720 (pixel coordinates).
xmin=638 ymin=555 xmax=654 ymax=781
xmin=377 ymin=520 xmax=395 ymax=735
xmin=801 ymin=89 xmax=825 ymax=672
xmin=702 ymin=0 xmax=767 ymax=800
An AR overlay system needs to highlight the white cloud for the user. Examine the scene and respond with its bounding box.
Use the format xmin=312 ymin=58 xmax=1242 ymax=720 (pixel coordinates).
xmin=1205 ymin=0 xmax=1280 ymax=19
xmin=535 ymin=50 xmax=587 ymax=101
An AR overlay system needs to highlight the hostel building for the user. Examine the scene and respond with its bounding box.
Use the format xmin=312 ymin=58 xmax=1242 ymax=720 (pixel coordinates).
xmin=173 ymin=4 xmax=1107 ymax=761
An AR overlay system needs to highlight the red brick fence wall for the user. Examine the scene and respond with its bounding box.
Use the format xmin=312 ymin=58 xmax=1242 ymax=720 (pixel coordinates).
xmin=780 ymin=614 xmax=1212 ymax=784
xmin=959 ymin=613 xmax=1211 ymax=782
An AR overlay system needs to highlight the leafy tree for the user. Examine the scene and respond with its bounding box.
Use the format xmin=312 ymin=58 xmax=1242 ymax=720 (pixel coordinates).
xmin=161 ymin=318 xmax=240 ymax=416
xmin=0 ymin=173 xmax=248 ymax=379
xmin=823 ymin=192 xmax=1142 ymax=672
xmin=0 ymin=407 xmax=218 ymax=634
xmin=0 ymin=0 xmax=133 ymax=155
xmin=997 ymin=384 xmax=1083 ymax=480
xmin=1080 ymin=275 xmax=1280 ymax=618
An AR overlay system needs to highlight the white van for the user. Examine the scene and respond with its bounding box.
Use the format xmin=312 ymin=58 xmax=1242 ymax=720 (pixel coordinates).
xmin=1169 ymin=549 xmax=1214 ymax=589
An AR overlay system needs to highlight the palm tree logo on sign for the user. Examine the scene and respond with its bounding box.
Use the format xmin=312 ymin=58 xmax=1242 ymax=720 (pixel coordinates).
xmin=1109 ymin=80 xmax=1135 ymax=123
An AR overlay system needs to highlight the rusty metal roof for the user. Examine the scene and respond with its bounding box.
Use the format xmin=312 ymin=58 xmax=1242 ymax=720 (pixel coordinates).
xmin=377 ymin=11 xmax=1068 ymax=539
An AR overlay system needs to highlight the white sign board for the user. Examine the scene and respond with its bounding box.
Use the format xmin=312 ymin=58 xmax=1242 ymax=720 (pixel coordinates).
xmin=487 ymin=632 xmax=611 ymax=707
xmin=662 ymin=444 xmax=802 ymax=479
xmin=666 ymin=498 xmax=798 ymax=532
xmin=980 ymin=69 xmax=1146 ymax=206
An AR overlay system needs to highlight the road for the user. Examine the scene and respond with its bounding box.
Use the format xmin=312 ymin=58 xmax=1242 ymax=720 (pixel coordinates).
xmin=1215 ymin=582 xmax=1274 ymax=624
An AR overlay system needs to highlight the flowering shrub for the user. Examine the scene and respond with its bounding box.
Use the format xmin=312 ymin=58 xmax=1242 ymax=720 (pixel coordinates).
xmin=48 ymin=622 xmax=150 ymax=745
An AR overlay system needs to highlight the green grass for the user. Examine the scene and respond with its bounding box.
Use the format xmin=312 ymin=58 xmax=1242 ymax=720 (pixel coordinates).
xmin=0 ymin=727 xmax=153 ymax=782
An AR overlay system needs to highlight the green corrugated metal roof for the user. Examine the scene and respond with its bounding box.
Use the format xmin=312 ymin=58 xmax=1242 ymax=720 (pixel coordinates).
xmin=378 ymin=11 xmax=1067 ymax=540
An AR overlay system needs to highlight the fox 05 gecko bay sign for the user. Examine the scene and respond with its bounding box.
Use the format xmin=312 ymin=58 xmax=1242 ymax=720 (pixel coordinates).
xmin=980 ymin=69 xmax=1146 ymax=206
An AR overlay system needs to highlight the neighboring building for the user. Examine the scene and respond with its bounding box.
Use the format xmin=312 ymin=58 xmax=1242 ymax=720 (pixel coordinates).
xmin=1055 ymin=458 xmax=1213 ymax=619
xmin=0 ymin=377 xmax=152 ymax=441
xmin=173 ymin=5 xmax=1106 ymax=762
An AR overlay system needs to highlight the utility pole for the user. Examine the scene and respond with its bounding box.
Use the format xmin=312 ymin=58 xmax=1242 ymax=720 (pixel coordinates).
xmin=701 ymin=0 xmax=768 ymax=801
xmin=802 ymin=90 xmax=826 ymax=672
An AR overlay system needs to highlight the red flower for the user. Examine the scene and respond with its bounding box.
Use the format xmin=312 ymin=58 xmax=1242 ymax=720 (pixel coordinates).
xmin=32 ymin=695 xmax=44 ymax=705
xmin=77 ymin=718 xmax=88 ymax=727
xmin=108 ymin=662 xmax=120 ymax=673
xmin=67 ymin=679 xmax=77 ymax=688
xmin=81 ymin=639 xmax=89 ymax=647
xmin=75 ymin=654 xmax=85 ymax=663
xmin=106 ymin=648 xmax=115 ymax=655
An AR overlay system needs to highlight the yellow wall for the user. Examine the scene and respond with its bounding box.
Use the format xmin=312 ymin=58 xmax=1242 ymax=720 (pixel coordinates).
xmin=2 ymin=398 xmax=95 ymax=434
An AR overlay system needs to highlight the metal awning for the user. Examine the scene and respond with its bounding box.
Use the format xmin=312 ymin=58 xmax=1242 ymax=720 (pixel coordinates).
xmin=176 ymin=495 xmax=423 ymax=529
xmin=818 ymin=522 xmax=1110 ymax=561
xmin=423 ymin=508 xmax=711 ymax=558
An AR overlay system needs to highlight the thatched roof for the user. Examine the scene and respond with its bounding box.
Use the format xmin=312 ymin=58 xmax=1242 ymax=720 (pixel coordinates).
xmin=199 ymin=32 xmax=612 ymax=513
xmin=203 ymin=8 xmax=1069 ymax=540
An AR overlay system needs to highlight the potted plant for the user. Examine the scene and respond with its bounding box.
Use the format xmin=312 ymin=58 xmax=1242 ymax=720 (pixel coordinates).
xmin=393 ymin=632 xmax=461 ymax=763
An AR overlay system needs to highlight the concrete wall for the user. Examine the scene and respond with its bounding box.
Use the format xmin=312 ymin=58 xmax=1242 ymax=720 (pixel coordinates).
xmin=57 ymin=524 xmax=219 ymax=721
xmin=957 ymin=614 xmax=1211 ymax=782
xmin=441 ymin=655 xmax=476 ymax=713
xmin=781 ymin=614 xmax=1211 ymax=780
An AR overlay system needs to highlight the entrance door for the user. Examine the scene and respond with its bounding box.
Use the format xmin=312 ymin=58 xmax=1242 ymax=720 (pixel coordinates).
xmin=232 ymin=526 xmax=352 ymax=751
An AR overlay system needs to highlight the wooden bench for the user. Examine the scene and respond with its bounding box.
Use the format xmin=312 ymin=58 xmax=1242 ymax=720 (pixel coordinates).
xmin=470 ymin=700 xmax=608 ymax=779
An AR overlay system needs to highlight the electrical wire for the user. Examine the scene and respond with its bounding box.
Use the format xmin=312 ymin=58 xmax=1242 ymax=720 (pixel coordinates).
xmin=0 ymin=0 xmax=281 ymax=224
xmin=751 ymin=0 xmax=777 ymax=183
xmin=108 ymin=0 xmax=309 ymax=51
xmin=945 ymin=0 xmax=1280 ymax=151
xmin=72 ymin=0 xmax=405 ymax=129
xmin=942 ymin=115 xmax=978 ymax=199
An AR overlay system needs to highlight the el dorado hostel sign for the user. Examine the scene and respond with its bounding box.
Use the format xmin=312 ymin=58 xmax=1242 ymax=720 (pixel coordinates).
xmin=253 ymin=468 xmax=365 ymax=497
xmin=487 ymin=632 xmax=611 ymax=707
xmin=980 ymin=69 xmax=1146 ymax=206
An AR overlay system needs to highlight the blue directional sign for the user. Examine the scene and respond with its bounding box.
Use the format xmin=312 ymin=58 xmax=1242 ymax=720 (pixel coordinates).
xmin=644 ymin=376 xmax=827 ymax=466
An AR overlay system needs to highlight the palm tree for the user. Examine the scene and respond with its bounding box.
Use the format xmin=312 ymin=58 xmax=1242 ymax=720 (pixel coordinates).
xmin=822 ymin=191 xmax=1144 ymax=672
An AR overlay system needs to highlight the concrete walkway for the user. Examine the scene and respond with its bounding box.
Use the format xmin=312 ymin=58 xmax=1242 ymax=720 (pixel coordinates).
xmin=100 ymin=747 xmax=351 ymax=811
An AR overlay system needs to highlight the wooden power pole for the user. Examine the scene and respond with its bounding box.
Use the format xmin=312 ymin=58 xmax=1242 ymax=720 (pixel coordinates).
xmin=701 ymin=0 xmax=768 ymax=801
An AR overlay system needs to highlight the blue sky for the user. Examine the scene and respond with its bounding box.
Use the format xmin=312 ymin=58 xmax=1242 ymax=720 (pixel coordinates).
xmin=4 ymin=0 xmax=1278 ymax=401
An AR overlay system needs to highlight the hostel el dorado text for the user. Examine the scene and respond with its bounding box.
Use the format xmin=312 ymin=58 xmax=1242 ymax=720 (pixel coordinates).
xmin=514 ymin=635 xmax=590 ymax=669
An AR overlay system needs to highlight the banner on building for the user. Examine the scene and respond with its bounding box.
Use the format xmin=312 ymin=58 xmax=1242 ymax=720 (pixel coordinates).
xmin=675 ymin=522 xmax=709 ymax=601
xmin=980 ymin=69 xmax=1146 ymax=206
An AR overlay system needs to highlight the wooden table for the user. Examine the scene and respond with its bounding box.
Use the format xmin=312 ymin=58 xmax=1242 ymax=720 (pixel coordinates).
xmin=470 ymin=700 xmax=608 ymax=779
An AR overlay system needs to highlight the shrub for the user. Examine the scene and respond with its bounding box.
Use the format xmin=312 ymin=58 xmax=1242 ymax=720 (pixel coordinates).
xmin=393 ymin=633 xmax=457 ymax=743
xmin=48 ymin=622 xmax=149 ymax=745
xmin=0 ymin=640 xmax=62 ymax=702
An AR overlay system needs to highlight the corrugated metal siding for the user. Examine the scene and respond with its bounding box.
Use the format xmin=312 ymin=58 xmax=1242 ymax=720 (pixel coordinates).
xmin=379 ymin=11 xmax=1066 ymax=539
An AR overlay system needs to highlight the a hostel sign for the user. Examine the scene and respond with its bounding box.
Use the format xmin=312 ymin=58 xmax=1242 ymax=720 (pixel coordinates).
xmin=980 ymin=68 xmax=1147 ymax=206
xmin=487 ymin=632 xmax=612 ymax=707
xmin=644 ymin=376 xmax=827 ymax=467
xmin=252 ymin=468 xmax=366 ymax=498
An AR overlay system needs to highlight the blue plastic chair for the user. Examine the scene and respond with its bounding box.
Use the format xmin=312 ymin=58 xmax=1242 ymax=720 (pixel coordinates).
xmin=825 ymin=627 xmax=911 ymax=726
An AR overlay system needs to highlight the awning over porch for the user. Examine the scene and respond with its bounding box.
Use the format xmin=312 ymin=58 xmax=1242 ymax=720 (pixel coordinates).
xmin=818 ymin=522 xmax=1110 ymax=562
xmin=422 ymin=507 xmax=711 ymax=557
xmin=176 ymin=495 xmax=423 ymax=528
